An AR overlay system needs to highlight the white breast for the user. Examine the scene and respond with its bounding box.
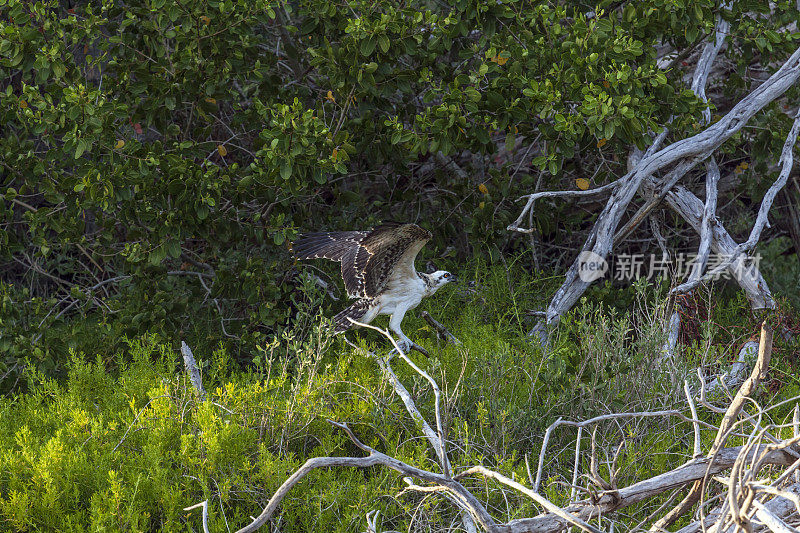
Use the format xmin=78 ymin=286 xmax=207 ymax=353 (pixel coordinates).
xmin=376 ymin=274 xmax=426 ymax=316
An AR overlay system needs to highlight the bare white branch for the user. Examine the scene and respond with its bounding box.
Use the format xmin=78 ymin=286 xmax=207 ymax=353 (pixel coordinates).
xmin=184 ymin=500 xmax=210 ymax=533
xmin=685 ymin=380 xmax=702 ymax=458
xmin=671 ymin=108 xmax=800 ymax=296
xmin=458 ymin=466 xmax=604 ymax=533
xmin=348 ymin=319 xmax=451 ymax=477
xmin=181 ymin=341 xmax=206 ymax=399
xmin=508 ymin=181 xmax=620 ymax=234
xmin=527 ymin=42 xmax=800 ymax=337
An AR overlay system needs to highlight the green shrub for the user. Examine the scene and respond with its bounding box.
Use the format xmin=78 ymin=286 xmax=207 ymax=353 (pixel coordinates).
xmin=3 ymin=0 xmax=800 ymax=386
xmin=3 ymin=269 xmax=796 ymax=531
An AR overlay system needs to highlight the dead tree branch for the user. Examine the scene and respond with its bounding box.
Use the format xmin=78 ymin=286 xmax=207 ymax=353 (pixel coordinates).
xmin=670 ymin=109 xmax=800 ymax=296
xmin=421 ymin=310 xmax=463 ymax=345
xmin=181 ymin=341 xmax=206 ymax=399
xmin=524 ymin=42 xmax=800 ymax=341
xmin=651 ymin=320 xmax=774 ymax=531
xmin=220 ymin=318 xmax=800 ymax=533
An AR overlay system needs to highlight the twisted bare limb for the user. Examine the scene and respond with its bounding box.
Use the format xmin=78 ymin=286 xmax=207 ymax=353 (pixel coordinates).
xmin=234 ymin=420 xmax=497 ymax=533
xmin=227 ymin=316 xmax=800 ymax=533
xmin=525 ymin=42 xmax=800 ymax=341
xmin=670 ymin=109 xmax=800 ymax=296
xmin=651 ymin=321 xmax=774 ymax=531
xmin=345 ymin=320 xmax=478 ymax=532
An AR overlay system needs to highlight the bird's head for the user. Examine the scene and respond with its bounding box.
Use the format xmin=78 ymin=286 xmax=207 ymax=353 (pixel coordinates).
xmin=426 ymin=270 xmax=457 ymax=295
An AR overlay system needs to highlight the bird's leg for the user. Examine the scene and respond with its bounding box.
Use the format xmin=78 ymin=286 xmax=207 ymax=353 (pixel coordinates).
xmin=396 ymin=335 xmax=412 ymax=355
xmin=389 ymin=310 xmax=429 ymax=357
xmin=396 ymin=335 xmax=430 ymax=357
xmin=388 ymin=309 xmax=409 ymax=354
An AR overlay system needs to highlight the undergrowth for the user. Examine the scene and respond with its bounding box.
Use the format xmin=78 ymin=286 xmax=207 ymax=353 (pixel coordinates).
xmin=1 ymin=261 xmax=799 ymax=531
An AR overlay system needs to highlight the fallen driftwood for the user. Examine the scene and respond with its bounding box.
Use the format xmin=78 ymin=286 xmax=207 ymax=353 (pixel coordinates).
xmin=184 ymin=319 xmax=800 ymax=533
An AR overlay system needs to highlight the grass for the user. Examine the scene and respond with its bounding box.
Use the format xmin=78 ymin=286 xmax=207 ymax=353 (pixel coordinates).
xmin=1 ymin=258 xmax=799 ymax=531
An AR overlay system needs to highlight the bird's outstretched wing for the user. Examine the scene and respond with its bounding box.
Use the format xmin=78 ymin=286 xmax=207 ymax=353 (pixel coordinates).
xmin=292 ymin=231 xmax=369 ymax=262
xmin=357 ymin=223 xmax=431 ymax=297
xmin=293 ymin=223 xmax=431 ymax=298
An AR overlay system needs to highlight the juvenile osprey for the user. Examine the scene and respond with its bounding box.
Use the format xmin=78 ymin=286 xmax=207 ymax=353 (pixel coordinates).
xmin=293 ymin=222 xmax=455 ymax=354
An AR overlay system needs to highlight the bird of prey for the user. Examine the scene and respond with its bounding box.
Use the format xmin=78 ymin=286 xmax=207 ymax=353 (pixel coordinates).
xmin=293 ymin=222 xmax=455 ymax=354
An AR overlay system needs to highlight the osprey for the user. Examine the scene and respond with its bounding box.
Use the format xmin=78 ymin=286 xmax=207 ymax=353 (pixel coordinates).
xmin=293 ymin=222 xmax=455 ymax=354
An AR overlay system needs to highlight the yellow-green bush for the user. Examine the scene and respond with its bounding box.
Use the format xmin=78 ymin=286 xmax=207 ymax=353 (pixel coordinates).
xmin=1 ymin=272 xmax=798 ymax=531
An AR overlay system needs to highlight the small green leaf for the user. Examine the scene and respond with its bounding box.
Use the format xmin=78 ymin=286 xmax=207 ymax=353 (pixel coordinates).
xmin=465 ymin=87 xmax=481 ymax=102
xmin=149 ymin=246 xmax=166 ymax=265
xmin=280 ymin=162 xmax=292 ymax=180
xmin=360 ymin=38 xmax=376 ymax=57
xmin=74 ymin=139 xmax=87 ymax=159
xmin=504 ymin=132 xmax=515 ymax=153
xmin=378 ymin=35 xmax=390 ymax=54
xmin=166 ymin=240 xmax=181 ymax=258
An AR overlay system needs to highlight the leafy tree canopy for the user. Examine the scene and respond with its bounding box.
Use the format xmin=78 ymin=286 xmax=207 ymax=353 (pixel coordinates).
xmin=1 ymin=0 xmax=799 ymax=385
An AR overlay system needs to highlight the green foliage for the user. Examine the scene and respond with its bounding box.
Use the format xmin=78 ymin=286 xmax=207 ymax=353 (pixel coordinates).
xmin=3 ymin=0 xmax=800 ymax=526
xmin=0 ymin=336 xmax=400 ymax=531
xmin=1 ymin=265 xmax=798 ymax=531
xmin=3 ymin=0 xmax=800 ymax=384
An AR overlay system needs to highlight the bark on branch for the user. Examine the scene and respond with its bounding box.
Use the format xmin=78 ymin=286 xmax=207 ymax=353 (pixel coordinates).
xmin=525 ymin=43 xmax=800 ymax=340
xmin=222 ymin=319 xmax=800 ymax=533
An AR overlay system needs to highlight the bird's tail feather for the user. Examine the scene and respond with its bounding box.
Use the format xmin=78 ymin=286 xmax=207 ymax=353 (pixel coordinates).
xmin=333 ymin=299 xmax=372 ymax=333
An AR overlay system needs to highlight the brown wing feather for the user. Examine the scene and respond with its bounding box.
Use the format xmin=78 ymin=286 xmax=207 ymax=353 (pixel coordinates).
xmin=339 ymin=244 xmax=372 ymax=297
xmin=293 ymin=223 xmax=431 ymax=299
xmin=360 ymin=223 xmax=431 ymax=297
xmin=292 ymin=231 xmax=368 ymax=261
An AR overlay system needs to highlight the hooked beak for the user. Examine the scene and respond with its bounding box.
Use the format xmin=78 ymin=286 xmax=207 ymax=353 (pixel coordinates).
xmin=449 ymin=274 xmax=459 ymax=283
